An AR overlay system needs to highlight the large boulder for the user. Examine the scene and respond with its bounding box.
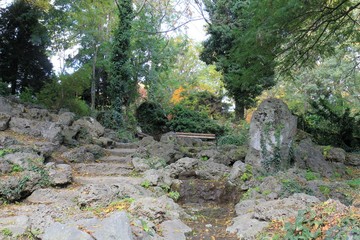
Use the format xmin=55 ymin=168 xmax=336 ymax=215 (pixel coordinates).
xmin=46 ymin=163 xmax=73 ymax=186
xmin=0 ymin=112 xmax=11 ymax=131
xmin=345 ymin=152 xmax=360 ymax=166
xmin=57 ymin=112 xmax=76 ymax=126
xmin=245 ymin=98 xmax=297 ymax=172
xmin=0 ymin=96 xmax=24 ymax=116
xmin=9 ymin=117 xmax=62 ymax=143
xmin=20 ymin=108 xmax=52 ymax=121
xmin=73 ymin=117 xmax=105 ymax=139
xmin=294 ymin=138 xmax=334 ymax=178
xmin=61 ymin=145 xmax=104 ymax=163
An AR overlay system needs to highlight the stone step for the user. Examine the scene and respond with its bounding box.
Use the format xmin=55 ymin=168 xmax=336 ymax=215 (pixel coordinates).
xmin=98 ymin=155 xmax=132 ymax=163
xmin=72 ymin=163 xmax=134 ymax=176
xmin=113 ymin=142 xmax=139 ymax=149
xmin=73 ymin=176 xmax=143 ymax=185
xmin=105 ymin=148 xmax=137 ymax=157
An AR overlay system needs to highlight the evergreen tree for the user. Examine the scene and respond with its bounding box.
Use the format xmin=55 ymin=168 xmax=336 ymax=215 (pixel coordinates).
xmin=0 ymin=0 xmax=52 ymax=94
xmin=109 ymin=0 xmax=135 ymax=127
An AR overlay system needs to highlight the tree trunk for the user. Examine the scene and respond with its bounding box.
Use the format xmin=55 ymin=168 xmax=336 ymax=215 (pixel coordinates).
xmin=234 ymin=98 xmax=245 ymax=121
xmin=91 ymin=45 xmax=99 ymax=111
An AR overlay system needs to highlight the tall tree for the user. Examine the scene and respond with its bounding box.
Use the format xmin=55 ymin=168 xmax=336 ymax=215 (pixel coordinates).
xmin=0 ymin=0 xmax=52 ymax=94
xmin=110 ymin=0 xmax=135 ymax=126
xmin=201 ymin=0 xmax=275 ymax=120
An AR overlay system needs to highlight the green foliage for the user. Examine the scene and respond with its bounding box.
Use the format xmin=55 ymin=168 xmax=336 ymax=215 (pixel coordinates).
xmin=167 ymin=105 xmax=225 ymax=136
xmin=11 ymin=164 xmax=24 ymax=173
xmin=280 ymin=179 xmax=313 ymax=198
xmin=1 ymin=228 xmax=12 ymax=236
xmin=179 ymin=90 xmax=224 ymax=119
xmin=200 ymin=156 xmax=209 ymax=161
xmin=347 ymin=178 xmax=360 ymax=189
xmin=240 ymin=165 xmax=253 ymax=182
xmin=217 ymin=121 xmax=249 ymax=146
xmin=319 ymin=185 xmax=331 ymax=196
xmin=284 ymin=209 xmax=321 ymax=240
xmin=136 ymin=102 xmax=168 ymax=136
xmin=0 ymin=149 xmax=13 ymax=157
xmin=0 ymin=81 xmax=10 ymax=96
xmin=140 ymin=180 xmax=151 ymax=189
xmin=110 ymin=0 xmax=135 ymax=123
xmin=0 ymin=0 xmax=52 ymax=94
xmin=145 ymin=157 xmax=167 ymax=170
xmin=324 ymin=215 xmax=360 ymax=239
xmin=168 ymin=191 xmax=180 ymax=201
xmin=305 ymin=171 xmax=318 ymax=181
xmin=19 ymin=88 xmax=37 ymax=104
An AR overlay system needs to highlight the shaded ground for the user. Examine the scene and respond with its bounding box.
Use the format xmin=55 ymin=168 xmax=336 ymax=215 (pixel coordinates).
xmin=182 ymin=202 xmax=238 ymax=239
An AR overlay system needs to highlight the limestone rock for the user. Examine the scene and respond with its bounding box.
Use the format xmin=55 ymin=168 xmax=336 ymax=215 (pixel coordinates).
xmin=0 ymin=96 xmax=24 ymax=115
xmin=129 ymin=196 xmax=187 ymax=224
xmin=0 ymin=215 xmax=29 ymax=237
xmin=57 ymin=112 xmax=76 ymax=126
xmin=0 ymin=112 xmax=11 ymax=131
xmin=9 ymin=117 xmax=62 ymax=143
xmin=46 ymin=163 xmax=73 ymax=186
xmin=160 ymin=220 xmax=191 ymax=240
xmin=76 ymin=212 xmax=133 ymax=240
xmin=42 ymin=222 xmax=93 ymax=240
xmin=245 ymin=98 xmax=297 ymax=172
xmin=73 ymin=117 xmax=105 ymax=138
xmin=227 ymin=213 xmax=268 ymax=239
xmin=132 ymin=157 xmax=151 ymax=172
xmin=325 ymin=147 xmax=346 ymax=163
xmin=228 ymin=161 xmax=246 ymax=183
xmin=61 ymin=145 xmax=103 ymax=163
xmin=345 ymin=152 xmax=360 ymax=166
xmin=294 ymin=138 xmax=334 ymax=178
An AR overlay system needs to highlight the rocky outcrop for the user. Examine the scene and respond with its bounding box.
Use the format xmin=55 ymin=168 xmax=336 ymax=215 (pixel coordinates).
xmin=294 ymin=138 xmax=334 ymax=178
xmin=245 ymin=98 xmax=297 ymax=172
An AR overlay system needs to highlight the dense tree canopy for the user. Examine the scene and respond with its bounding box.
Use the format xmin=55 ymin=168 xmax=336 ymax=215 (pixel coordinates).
xmin=0 ymin=0 xmax=52 ymax=94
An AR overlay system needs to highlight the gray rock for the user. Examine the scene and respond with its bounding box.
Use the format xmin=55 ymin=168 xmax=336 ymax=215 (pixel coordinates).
xmin=129 ymin=196 xmax=187 ymax=224
xmin=345 ymin=153 xmax=360 ymax=166
xmin=57 ymin=112 xmax=76 ymax=126
xmin=234 ymin=198 xmax=266 ymax=216
xmin=166 ymin=157 xmax=199 ymax=178
xmin=42 ymin=222 xmax=93 ymax=240
xmin=62 ymin=125 xmax=80 ymax=146
xmin=78 ymin=212 xmax=133 ymax=240
xmin=0 ymin=112 xmax=11 ymax=131
xmin=21 ymin=108 xmax=52 ymax=121
xmin=228 ymin=161 xmax=246 ymax=183
xmin=9 ymin=117 xmax=62 ymax=143
xmin=3 ymin=151 xmax=44 ymax=171
xmin=0 ymin=171 xmax=42 ymax=201
xmin=73 ymin=117 xmax=105 ymax=138
xmin=214 ymin=145 xmax=248 ymax=166
xmin=259 ymin=176 xmax=282 ymax=200
xmin=196 ymin=161 xmax=231 ymax=180
xmin=61 ymin=145 xmax=104 ymax=163
xmin=93 ymin=137 xmax=113 ymax=147
xmin=46 ymin=163 xmax=73 ymax=186
xmin=143 ymin=169 xmax=160 ymax=185
xmin=160 ymin=220 xmax=191 ymax=240
xmin=325 ymin=147 xmax=346 ymax=163
xmin=227 ymin=213 xmax=269 ymax=239
xmin=77 ymin=184 xmax=119 ymax=208
xmin=132 ymin=157 xmax=151 ymax=172
xmin=294 ymin=138 xmax=334 ymax=177
xmin=0 ymin=96 xmax=24 ymax=115
xmin=0 ymin=136 xmax=19 ymax=147
xmin=245 ymin=98 xmax=297 ymax=172
xmin=0 ymin=215 xmax=29 ymax=237
xmin=253 ymin=193 xmax=319 ymax=221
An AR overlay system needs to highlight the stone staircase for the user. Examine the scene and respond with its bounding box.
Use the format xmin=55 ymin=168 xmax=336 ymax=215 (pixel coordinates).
xmin=72 ymin=142 xmax=139 ymax=179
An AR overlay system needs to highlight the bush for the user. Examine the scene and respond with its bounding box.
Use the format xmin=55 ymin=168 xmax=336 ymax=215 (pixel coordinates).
xmin=136 ymin=102 xmax=168 ymax=136
xmin=167 ymin=105 xmax=225 ymax=135
xmin=217 ymin=121 xmax=249 ymax=146
xmin=66 ymin=98 xmax=90 ymax=116
xmin=0 ymin=81 xmax=10 ymax=96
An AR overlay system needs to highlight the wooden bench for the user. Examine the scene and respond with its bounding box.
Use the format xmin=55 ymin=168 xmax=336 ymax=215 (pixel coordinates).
xmin=175 ymin=132 xmax=216 ymax=140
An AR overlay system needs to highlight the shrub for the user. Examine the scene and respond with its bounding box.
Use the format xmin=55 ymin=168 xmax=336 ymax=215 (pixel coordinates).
xmin=167 ymin=105 xmax=225 ymax=136
xmin=0 ymin=81 xmax=10 ymax=96
xmin=136 ymin=102 xmax=168 ymax=136
xmin=168 ymin=191 xmax=180 ymax=201
xmin=217 ymin=121 xmax=249 ymax=146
